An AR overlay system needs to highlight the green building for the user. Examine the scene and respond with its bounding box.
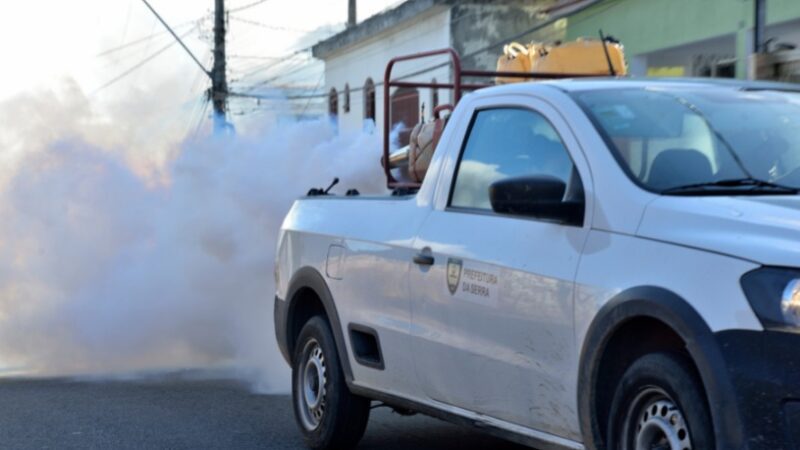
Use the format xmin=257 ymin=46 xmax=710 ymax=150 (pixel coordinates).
xmin=542 ymin=0 xmax=800 ymax=81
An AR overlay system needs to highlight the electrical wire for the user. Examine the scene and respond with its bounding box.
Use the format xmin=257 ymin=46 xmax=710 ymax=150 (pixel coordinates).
xmin=235 ymin=48 xmax=311 ymax=81
xmin=140 ymin=0 xmax=210 ymax=75
xmin=193 ymin=98 xmax=212 ymax=139
xmin=229 ymin=54 xmax=284 ymax=60
xmin=257 ymin=59 xmax=322 ymax=85
xmin=228 ymin=0 xmax=272 ymax=14
xmin=96 ymin=21 xmax=201 ymax=57
xmin=228 ymin=16 xmax=310 ymax=33
xmin=92 ymin=28 xmax=196 ymax=95
xmin=301 ymin=70 xmax=325 ymax=116
xmin=119 ymin=0 xmax=134 ymax=50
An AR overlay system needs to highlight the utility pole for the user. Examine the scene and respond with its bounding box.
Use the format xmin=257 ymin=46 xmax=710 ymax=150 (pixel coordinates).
xmin=749 ymin=0 xmax=768 ymax=80
xmin=211 ymin=0 xmax=229 ymax=130
xmin=347 ymin=0 xmax=356 ymax=28
xmin=754 ymin=0 xmax=767 ymax=53
xmin=140 ymin=0 xmax=228 ymax=131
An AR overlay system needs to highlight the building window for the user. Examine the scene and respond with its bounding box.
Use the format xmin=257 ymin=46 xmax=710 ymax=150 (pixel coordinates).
xmin=364 ymin=78 xmax=376 ymax=122
xmin=343 ymin=83 xmax=351 ymax=113
xmin=431 ymin=78 xmax=439 ymax=111
xmin=329 ymin=87 xmax=338 ymax=117
xmin=390 ymin=87 xmax=419 ymax=147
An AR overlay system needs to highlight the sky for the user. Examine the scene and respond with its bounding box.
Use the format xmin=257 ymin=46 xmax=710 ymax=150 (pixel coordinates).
xmin=0 ymin=0 xmax=400 ymax=111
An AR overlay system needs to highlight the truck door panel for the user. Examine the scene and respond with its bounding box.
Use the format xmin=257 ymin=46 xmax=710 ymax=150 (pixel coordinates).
xmin=409 ymin=99 xmax=591 ymax=440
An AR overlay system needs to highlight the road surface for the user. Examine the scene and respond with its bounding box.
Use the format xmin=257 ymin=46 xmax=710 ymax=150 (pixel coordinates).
xmin=0 ymin=375 xmax=529 ymax=449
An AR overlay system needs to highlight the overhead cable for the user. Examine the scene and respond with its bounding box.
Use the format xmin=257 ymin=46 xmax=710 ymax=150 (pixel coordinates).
xmin=229 ymin=16 xmax=310 ymax=33
xmin=228 ymin=0 xmax=272 ymax=14
xmin=96 ymin=20 xmax=198 ymax=57
xmin=140 ymin=0 xmax=210 ymax=76
xmin=92 ymin=28 xmax=195 ymax=95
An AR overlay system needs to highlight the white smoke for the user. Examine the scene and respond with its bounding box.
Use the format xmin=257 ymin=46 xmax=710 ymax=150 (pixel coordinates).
xmin=0 ymin=80 xmax=386 ymax=392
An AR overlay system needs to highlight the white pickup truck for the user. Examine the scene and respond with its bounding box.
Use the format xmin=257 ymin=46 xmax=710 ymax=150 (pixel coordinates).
xmin=274 ymin=76 xmax=800 ymax=450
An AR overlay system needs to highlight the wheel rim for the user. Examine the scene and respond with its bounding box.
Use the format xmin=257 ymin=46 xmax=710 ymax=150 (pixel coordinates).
xmin=622 ymin=387 xmax=692 ymax=450
xmin=296 ymin=338 xmax=327 ymax=431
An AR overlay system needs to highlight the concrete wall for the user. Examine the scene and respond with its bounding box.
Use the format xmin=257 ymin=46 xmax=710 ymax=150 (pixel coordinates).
xmin=322 ymin=7 xmax=452 ymax=136
xmin=450 ymin=1 xmax=562 ymax=72
xmin=565 ymin=0 xmax=800 ymax=79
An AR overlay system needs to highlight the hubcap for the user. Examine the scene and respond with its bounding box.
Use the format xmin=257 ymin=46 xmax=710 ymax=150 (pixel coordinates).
xmin=623 ymin=388 xmax=692 ymax=450
xmin=296 ymin=339 xmax=327 ymax=431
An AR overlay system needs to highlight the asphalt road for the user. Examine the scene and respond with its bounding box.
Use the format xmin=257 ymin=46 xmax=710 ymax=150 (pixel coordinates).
xmin=0 ymin=375 xmax=529 ymax=449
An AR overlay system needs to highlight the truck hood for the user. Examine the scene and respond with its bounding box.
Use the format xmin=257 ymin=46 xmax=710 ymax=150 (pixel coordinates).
xmin=637 ymin=195 xmax=800 ymax=267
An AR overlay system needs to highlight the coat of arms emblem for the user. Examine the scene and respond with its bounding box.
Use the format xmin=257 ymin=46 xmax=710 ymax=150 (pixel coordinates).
xmin=446 ymin=258 xmax=463 ymax=295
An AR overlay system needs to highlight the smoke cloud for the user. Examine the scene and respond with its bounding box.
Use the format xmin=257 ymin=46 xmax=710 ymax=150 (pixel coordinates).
xmin=0 ymin=80 xmax=386 ymax=393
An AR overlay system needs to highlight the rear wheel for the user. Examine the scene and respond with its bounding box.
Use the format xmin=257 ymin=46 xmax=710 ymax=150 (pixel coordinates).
xmin=292 ymin=316 xmax=370 ymax=449
xmin=607 ymin=352 xmax=714 ymax=450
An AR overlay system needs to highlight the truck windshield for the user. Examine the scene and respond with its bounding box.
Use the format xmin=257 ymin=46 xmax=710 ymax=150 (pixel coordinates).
xmin=574 ymin=87 xmax=800 ymax=194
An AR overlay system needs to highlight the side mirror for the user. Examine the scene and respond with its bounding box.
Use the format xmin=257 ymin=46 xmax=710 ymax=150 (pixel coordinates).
xmin=489 ymin=175 xmax=583 ymax=225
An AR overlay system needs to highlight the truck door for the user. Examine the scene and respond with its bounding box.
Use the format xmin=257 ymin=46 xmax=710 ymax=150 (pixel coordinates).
xmin=408 ymin=95 xmax=592 ymax=440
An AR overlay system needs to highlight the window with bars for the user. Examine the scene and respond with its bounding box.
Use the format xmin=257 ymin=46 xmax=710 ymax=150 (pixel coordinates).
xmin=364 ymin=78 xmax=376 ymax=123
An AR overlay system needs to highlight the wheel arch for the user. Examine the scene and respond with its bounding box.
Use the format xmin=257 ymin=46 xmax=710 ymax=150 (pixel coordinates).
xmin=577 ymin=286 xmax=743 ymax=450
xmin=285 ymin=266 xmax=354 ymax=382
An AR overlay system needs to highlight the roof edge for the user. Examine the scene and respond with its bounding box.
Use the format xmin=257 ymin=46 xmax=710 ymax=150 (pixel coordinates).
xmin=312 ymin=0 xmax=447 ymax=60
xmin=542 ymin=0 xmax=603 ymax=16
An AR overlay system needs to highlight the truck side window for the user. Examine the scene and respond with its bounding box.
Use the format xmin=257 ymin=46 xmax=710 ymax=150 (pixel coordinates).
xmin=450 ymin=108 xmax=574 ymax=211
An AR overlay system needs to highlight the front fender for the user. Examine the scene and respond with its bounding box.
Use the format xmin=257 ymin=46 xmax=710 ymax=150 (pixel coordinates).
xmin=577 ymin=286 xmax=743 ymax=450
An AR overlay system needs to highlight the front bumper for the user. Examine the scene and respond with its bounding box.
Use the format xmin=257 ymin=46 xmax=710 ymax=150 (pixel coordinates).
xmin=715 ymin=329 xmax=800 ymax=448
xmin=274 ymin=295 xmax=291 ymax=364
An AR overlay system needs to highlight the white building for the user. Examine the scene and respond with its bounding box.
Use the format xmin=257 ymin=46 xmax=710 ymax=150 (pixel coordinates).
xmin=311 ymin=0 xmax=569 ymax=144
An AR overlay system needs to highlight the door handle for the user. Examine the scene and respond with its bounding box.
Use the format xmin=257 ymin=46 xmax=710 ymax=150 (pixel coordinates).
xmin=413 ymin=253 xmax=435 ymax=266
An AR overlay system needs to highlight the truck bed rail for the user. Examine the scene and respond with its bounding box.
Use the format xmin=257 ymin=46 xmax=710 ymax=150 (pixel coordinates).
xmin=382 ymin=47 xmax=596 ymax=190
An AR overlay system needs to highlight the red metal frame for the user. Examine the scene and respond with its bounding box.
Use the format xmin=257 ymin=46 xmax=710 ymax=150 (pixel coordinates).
xmin=382 ymin=47 xmax=595 ymax=190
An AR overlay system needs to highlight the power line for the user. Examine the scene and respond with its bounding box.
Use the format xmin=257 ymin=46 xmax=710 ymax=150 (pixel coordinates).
xmin=301 ymin=70 xmax=325 ymax=116
xmin=192 ymin=98 xmax=212 ymax=139
xmin=140 ymin=0 xmax=210 ymax=76
xmin=186 ymin=54 xmax=214 ymax=139
xmin=235 ymin=48 xmax=311 ymax=82
xmin=228 ymin=0 xmax=271 ymax=13
xmin=92 ymin=28 xmax=196 ymax=95
xmin=96 ymin=20 xmax=200 ymax=58
xmin=228 ymin=16 xmax=309 ymax=33
xmin=119 ymin=0 xmax=134 ymax=51
xmin=229 ymin=54 xmax=285 ymax=60
xmin=137 ymin=0 xmax=228 ymax=126
xmin=246 ymin=59 xmax=321 ymax=90
xmin=230 ymin=23 xmax=344 ymax=84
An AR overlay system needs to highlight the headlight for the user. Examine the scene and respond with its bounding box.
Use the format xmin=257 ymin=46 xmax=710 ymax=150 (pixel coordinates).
xmin=783 ymin=279 xmax=800 ymax=323
xmin=741 ymin=267 xmax=800 ymax=330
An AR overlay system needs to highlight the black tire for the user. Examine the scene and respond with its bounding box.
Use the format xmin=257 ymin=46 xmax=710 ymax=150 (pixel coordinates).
xmin=292 ymin=316 xmax=370 ymax=450
xmin=606 ymin=352 xmax=714 ymax=450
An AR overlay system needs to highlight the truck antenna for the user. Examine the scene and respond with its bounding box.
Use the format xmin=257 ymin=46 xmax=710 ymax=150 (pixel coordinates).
xmin=599 ymin=29 xmax=617 ymax=76
xmin=324 ymin=177 xmax=340 ymax=194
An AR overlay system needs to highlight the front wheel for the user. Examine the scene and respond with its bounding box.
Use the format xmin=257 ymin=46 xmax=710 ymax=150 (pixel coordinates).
xmin=607 ymin=352 xmax=714 ymax=450
xmin=292 ymin=316 xmax=370 ymax=450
